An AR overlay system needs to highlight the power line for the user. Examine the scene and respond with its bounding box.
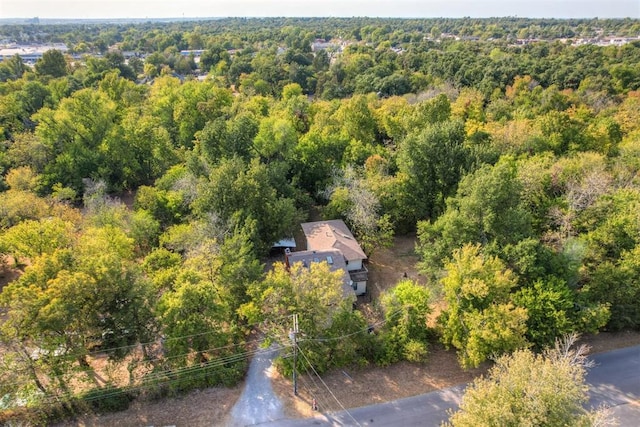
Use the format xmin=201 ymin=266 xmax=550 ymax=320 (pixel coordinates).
xmin=135 ymin=341 xmax=283 ymax=386
xmin=298 ymin=307 xmax=404 ymax=343
xmin=7 ymin=331 xmax=291 ymax=391
xmin=296 ymin=344 xmax=361 ymax=427
xmin=297 ymin=351 xmax=335 ymax=414
xmin=74 ymin=309 xmax=403 ymax=409
xmin=14 ymin=312 xmax=293 ymax=362
xmin=135 ymin=343 xmax=289 ymax=386
xmin=7 ymin=304 xmax=409 ymax=412
xmin=39 ymin=343 xmax=292 ymax=406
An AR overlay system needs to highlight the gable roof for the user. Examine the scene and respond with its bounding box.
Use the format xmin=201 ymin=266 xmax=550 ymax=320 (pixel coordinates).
xmin=301 ymin=220 xmax=367 ymax=262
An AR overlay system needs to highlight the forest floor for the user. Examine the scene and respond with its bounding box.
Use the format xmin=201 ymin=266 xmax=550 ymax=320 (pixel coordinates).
xmin=13 ymin=236 xmax=640 ymax=426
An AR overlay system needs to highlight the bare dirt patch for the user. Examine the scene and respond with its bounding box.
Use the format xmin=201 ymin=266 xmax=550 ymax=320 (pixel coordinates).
xmin=54 ymin=386 xmax=242 ymax=427
xmin=273 ymin=342 xmax=487 ymax=416
xmin=357 ymin=234 xmax=430 ymax=323
xmin=366 ymin=233 xmax=427 ymax=300
xmin=580 ymin=330 xmax=640 ymax=354
xmin=0 ymin=255 xmax=22 ymax=292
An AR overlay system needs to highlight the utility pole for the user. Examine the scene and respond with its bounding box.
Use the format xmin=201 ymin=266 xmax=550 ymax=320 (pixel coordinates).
xmin=290 ymin=313 xmax=299 ymax=396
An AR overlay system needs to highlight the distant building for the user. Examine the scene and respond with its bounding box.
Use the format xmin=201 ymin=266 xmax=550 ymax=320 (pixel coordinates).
xmin=310 ymin=38 xmax=346 ymax=53
xmin=0 ymin=43 xmax=68 ymax=62
xmin=180 ymin=49 xmax=205 ymax=57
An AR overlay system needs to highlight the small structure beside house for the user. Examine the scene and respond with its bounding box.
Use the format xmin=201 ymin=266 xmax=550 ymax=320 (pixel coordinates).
xmin=272 ymin=237 xmax=297 ymax=253
xmin=289 ymin=219 xmax=369 ymax=296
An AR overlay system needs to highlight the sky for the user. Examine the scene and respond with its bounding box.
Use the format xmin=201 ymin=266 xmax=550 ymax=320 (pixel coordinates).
xmin=1 ymin=0 xmax=639 ymax=20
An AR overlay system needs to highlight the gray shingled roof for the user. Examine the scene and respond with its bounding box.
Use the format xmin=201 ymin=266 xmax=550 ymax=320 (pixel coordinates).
xmin=301 ymin=220 xmax=367 ymax=262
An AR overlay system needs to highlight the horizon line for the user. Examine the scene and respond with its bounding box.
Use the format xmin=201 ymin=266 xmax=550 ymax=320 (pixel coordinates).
xmin=2 ymin=15 xmax=638 ymax=20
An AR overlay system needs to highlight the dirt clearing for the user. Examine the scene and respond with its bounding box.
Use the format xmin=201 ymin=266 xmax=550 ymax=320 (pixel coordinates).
xmin=54 ymin=386 xmax=242 ymax=427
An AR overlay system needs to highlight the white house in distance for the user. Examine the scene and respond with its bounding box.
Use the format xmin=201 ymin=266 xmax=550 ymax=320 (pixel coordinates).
xmin=291 ymin=219 xmax=369 ymax=296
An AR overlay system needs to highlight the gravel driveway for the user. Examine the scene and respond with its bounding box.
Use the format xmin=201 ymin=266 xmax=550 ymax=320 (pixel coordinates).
xmin=229 ymin=344 xmax=285 ymax=426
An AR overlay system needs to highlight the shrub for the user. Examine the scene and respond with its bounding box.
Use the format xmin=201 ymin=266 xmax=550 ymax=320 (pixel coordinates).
xmin=403 ymin=339 xmax=429 ymax=363
xmin=80 ymin=385 xmax=135 ymax=413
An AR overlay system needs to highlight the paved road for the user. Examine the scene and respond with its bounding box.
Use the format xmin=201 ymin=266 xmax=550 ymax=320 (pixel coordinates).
xmin=587 ymin=345 xmax=640 ymax=425
xmin=258 ymin=385 xmax=465 ymax=427
xmin=258 ymin=345 xmax=640 ymax=427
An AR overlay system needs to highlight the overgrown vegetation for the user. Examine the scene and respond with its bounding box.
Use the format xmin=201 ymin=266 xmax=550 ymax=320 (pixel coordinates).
xmin=1 ymin=16 xmax=639 ymax=425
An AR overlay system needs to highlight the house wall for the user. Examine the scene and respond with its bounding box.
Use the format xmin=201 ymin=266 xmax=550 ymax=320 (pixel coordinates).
xmin=346 ymin=259 xmax=363 ymax=271
xmin=353 ymin=281 xmax=367 ymax=296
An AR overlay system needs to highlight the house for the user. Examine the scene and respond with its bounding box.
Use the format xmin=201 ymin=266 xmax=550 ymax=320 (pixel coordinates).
xmin=285 ymin=249 xmax=355 ymax=299
xmin=298 ymin=220 xmax=369 ymax=296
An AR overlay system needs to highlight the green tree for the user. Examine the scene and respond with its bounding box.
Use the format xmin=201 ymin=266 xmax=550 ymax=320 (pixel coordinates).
xmin=34 ymin=49 xmax=68 ymax=78
xmin=0 ymin=190 xmax=51 ymax=228
xmin=194 ymin=117 xmax=228 ymax=164
xmin=200 ymin=45 xmax=230 ymax=71
xmin=0 ymin=255 xmax=83 ymax=396
xmin=242 ymin=261 xmax=352 ymax=374
xmin=157 ymin=276 xmax=239 ymax=366
xmin=512 ymin=279 xmax=575 ymax=349
xmin=130 ymin=209 xmax=162 ymax=256
xmin=192 ymin=157 xmax=300 ymax=254
xmin=34 ymin=88 xmax=120 ymax=193
xmin=334 ymin=94 xmax=379 ymax=145
xmin=418 ymin=157 xmax=532 ymax=273
xmin=119 ymin=109 xmax=177 ymax=185
xmin=405 ymin=93 xmax=451 ymax=128
xmin=378 ymin=280 xmax=431 ymax=364
xmin=243 ymin=261 xmax=346 ymax=335
xmin=586 ymin=245 xmax=640 ymax=330
xmin=0 ymin=217 xmax=74 ymax=260
xmin=172 ymin=81 xmax=232 ymax=148
xmin=397 ymin=119 xmax=468 ymax=222
xmin=446 ymin=335 xmax=611 ymax=427
xmin=439 ymin=244 xmax=528 ymax=368
xmin=72 ymin=226 xmax=157 ymax=357
xmin=5 ymin=132 xmax=51 ymax=173
xmin=135 ymin=183 xmax=190 ymax=228
xmin=145 ymin=75 xmax=181 ymax=143
xmin=0 ymin=54 xmax=27 ymax=82
xmin=252 ymin=116 xmax=297 ymax=162
xmin=292 ymin=125 xmax=349 ymax=193
xmin=4 ymin=166 xmax=40 ymax=192
xmin=152 ymin=235 xmax=247 ymax=387
xmin=216 ymin=228 xmax=263 ymax=312
xmin=142 ymin=247 xmax=182 ymax=292
xmin=0 ymin=225 xmax=156 ymax=397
